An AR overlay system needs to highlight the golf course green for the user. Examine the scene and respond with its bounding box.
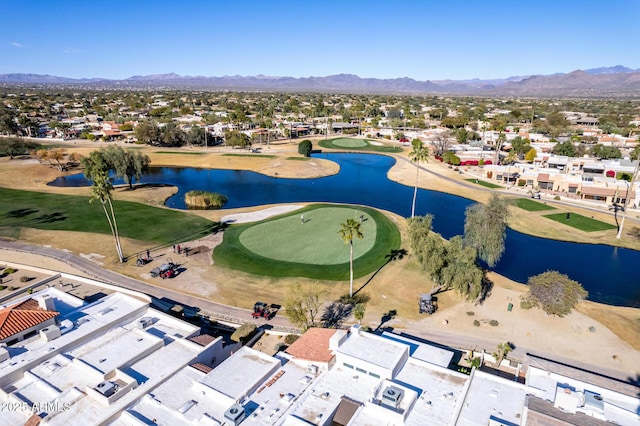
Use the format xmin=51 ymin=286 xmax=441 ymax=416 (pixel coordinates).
xmin=214 ymin=204 xmax=401 ymax=280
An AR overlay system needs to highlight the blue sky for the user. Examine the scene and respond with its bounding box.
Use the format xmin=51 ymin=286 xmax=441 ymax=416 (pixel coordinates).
xmin=1 ymin=0 xmax=639 ymax=81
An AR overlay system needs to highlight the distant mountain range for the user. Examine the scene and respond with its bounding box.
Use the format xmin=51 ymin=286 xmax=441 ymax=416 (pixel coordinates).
xmin=1 ymin=66 xmax=639 ymax=96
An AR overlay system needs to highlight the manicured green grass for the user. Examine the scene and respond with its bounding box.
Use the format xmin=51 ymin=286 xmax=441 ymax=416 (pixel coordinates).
xmin=465 ymin=178 xmax=502 ymax=189
xmin=239 ymin=207 xmax=376 ymax=264
xmin=331 ymin=138 xmax=368 ymax=148
xmin=514 ymin=198 xmax=557 ymax=211
xmin=222 ymin=153 xmax=275 ymax=158
xmin=318 ymin=138 xmax=403 ymax=153
xmin=543 ymin=212 xmax=616 ymax=232
xmin=0 ymin=187 xmax=216 ymax=243
xmin=214 ymin=204 xmax=401 ymax=280
xmin=286 ymin=157 xmax=312 ymax=161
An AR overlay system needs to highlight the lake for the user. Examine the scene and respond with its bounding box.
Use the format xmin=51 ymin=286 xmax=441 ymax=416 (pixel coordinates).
xmin=49 ymin=152 xmax=640 ymax=307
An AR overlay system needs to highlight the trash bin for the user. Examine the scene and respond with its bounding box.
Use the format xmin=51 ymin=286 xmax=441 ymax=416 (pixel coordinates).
xmin=507 ymin=303 xmax=513 ymax=312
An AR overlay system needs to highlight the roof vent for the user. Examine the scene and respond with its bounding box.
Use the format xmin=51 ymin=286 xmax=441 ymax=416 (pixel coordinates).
xmin=40 ymin=325 xmax=61 ymax=342
xmin=224 ymin=404 xmax=245 ymax=425
xmin=137 ymin=317 xmax=153 ymax=329
xmin=94 ymin=380 xmax=117 ymax=397
xmin=382 ymin=386 xmax=404 ymax=408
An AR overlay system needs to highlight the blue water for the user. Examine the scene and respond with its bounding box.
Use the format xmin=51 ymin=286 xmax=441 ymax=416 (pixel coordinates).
xmin=49 ymin=153 xmax=640 ymax=307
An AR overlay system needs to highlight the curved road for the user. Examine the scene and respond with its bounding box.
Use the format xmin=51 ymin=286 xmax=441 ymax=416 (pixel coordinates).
xmin=0 ymin=239 xmax=636 ymax=384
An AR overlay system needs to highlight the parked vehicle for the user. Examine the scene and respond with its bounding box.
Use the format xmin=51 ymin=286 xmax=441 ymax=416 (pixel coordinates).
xmin=150 ymin=260 xmax=177 ymax=279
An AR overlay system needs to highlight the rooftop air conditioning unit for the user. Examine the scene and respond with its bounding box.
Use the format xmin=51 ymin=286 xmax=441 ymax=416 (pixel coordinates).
xmin=137 ymin=317 xmax=153 ymax=329
xmin=0 ymin=346 xmax=9 ymax=363
xmin=224 ymin=404 xmax=245 ymax=425
xmin=306 ymin=364 xmax=319 ymax=376
xmin=382 ymin=386 xmax=404 ymax=408
xmin=40 ymin=325 xmax=61 ymax=342
xmin=95 ymin=380 xmax=117 ymax=397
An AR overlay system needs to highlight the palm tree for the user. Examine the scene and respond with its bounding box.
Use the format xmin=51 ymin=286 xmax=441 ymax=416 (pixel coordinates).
xmin=82 ymin=152 xmax=124 ymax=262
xmin=338 ymin=218 xmax=364 ymax=298
xmin=409 ymin=140 xmax=430 ymax=218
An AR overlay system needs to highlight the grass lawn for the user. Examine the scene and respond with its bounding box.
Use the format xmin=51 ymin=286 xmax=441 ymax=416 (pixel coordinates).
xmin=214 ymin=204 xmax=400 ymax=279
xmin=0 ymin=187 xmax=216 ymax=244
xmin=319 ymin=138 xmax=402 ymax=153
xmin=464 ymin=178 xmax=502 ymax=189
xmin=286 ymin=157 xmax=312 ymax=161
xmin=514 ymin=198 xmax=557 ymax=211
xmin=543 ymin=212 xmax=617 ymax=232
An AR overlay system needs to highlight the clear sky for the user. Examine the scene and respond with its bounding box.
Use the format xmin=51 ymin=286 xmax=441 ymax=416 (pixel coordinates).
xmin=1 ymin=0 xmax=639 ymax=81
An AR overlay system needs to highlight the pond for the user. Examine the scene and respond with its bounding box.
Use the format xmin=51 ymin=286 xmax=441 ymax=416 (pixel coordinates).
xmin=49 ymin=152 xmax=640 ymax=307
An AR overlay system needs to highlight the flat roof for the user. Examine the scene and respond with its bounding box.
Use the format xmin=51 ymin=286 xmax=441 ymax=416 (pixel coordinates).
xmin=381 ymin=332 xmax=454 ymax=368
xmin=200 ymin=346 xmax=281 ymax=401
xmin=336 ymin=330 xmax=406 ymax=371
xmin=456 ymin=370 xmax=529 ymax=426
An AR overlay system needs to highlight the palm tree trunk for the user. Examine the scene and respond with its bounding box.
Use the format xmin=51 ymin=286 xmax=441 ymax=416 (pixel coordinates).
xmin=411 ymin=163 xmax=420 ymax=218
xmin=106 ymin=198 xmax=124 ymax=262
xmin=100 ymin=201 xmax=123 ymax=262
xmin=349 ymin=241 xmax=354 ymax=297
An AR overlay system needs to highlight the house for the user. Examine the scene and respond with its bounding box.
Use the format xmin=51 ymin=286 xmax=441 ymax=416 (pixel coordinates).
xmin=0 ymin=296 xmax=59 ymax=345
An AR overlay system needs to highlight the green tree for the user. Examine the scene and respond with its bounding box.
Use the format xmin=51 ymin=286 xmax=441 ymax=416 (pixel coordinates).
xmin=224 ymin=130 xmax=250 ymax=148
xmin=408 ymin=215 xmax=447 ymax=287
xmin=510 ymin=136 xmax=531 ymax=159
xmin=134 ymin=120 xmax=160 ymax=145
xmin=409 ymin=139 xmax=430 ymax=218
xmin=440 ymin=236 xmax=484 ymax=300
xmin=298 ymin=139 xmax=312 ymax=157
xmin=524 ymin=271 xmax=587 ymax=316
xmin=492 ymin=342 xmax=512 ymax=366
xmin=590 ymin=144 xmax=621 ymax=159
xmin=552 ymin=141 xmax=576 ymax=157
xmin=353 ymin=303 xmax=366 ymax=324
xmin=464 ymin=194 xmax=510 ymax=267
xmin=81 ymin=151 xmax=124 ymax=262
xmin=442 ymin=151 xmax=461 ymax=165
xmin=0 ymin=106 xmax=19 ymax=136
xmin=284 ymin=282 xmax=325 ymax=331
xmin=631 ymin=145 xmax=640 ymax=161
xmin=104 ymin=146 xmax=151 ymax=189
xmin=338 ymin=218 xmax=364 ymax=298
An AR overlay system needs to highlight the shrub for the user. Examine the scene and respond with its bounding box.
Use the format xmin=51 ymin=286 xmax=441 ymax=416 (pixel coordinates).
xmin=19 ymin=276 xmax=32 ymax=283
xmin=284 ymin=334 xmax=299 ymax=345
xmin=230 ymin=323 xmax=257 ymax=343
xmin=489 ymin=320 xmax=499 ymax=326
xmin=520 ymin=297 xmax=536 ymax=310
xmin=486 ymin=171 xmax=493 ymax=178
xmin=298 ymin=140 xmax=312 ymax=157
xmin=4 ymin=268 xmax=17 ymax=274
xmin=184 ymin=190 xmax=227 ymax=209
xmin=526 ymin=270 xmax=587 ymax=317
xmin=553 ymin=195 xmax=560 ymax=200
xmin=0 ymin=286 xmax=5 ymax=291
xmin=473 ymin=320 xmax=480 ymax=327
xmin=274 ymin=342 xmax=287 ymax=352
xmin=466 ymin=311 xmax=475 ymax=316
xmin=517 ymin=179 xmax=526 ymax=187
xmin=339 ymin=292 xmax=371 ymax=305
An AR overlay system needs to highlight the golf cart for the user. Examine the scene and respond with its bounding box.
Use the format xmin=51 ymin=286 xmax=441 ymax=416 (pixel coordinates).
xmin=252 ymin=302 xmax=267 ymax=318
xmin=150 ymin=260 xmax=177 ymax=279
xmin=419 ymin=293 xmax=437 ymax=314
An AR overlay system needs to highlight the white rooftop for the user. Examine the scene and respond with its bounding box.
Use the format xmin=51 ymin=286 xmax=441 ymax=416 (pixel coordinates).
xmin=336 ymin=328 xmax=407 ymax=371
xmin=381 ymin=332 xmax=454 ymax=368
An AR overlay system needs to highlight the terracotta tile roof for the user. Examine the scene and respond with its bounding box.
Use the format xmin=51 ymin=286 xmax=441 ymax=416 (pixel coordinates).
xmin=187 ymin=333 xmax=217 ymax=346
xmin=285 ymin=328 xmax=337 ymax=363
xmin=0 ymin=299 xmax=59 ymax=340
xmin=190 ymin=362 xmax=213 ymax=374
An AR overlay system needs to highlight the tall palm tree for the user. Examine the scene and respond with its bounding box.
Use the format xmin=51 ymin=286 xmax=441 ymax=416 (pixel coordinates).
xmin=82 ymin=152 xmax=124 ymax=262
xmin=338 ymin=218 xmax=364 ymax=298
xmin=409 ymin=140 xmax=430 ymax=218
